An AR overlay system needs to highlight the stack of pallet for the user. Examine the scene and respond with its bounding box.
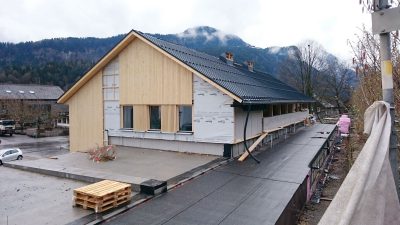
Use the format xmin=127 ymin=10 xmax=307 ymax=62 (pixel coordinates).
xmin=73 ymin=180 xmax=132 ymax=213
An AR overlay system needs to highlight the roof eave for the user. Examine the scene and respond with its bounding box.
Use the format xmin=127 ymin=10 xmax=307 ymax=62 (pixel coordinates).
xmin=241 ymin=99 xmax=316 ymax=105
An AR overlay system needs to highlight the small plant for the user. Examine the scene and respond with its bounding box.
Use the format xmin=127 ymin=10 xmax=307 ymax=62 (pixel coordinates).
xmin=88 ymin=145 xmax=116 ymax=162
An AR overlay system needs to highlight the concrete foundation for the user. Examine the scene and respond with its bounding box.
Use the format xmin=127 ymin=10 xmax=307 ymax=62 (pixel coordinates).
xmin=109 ymin=136 xmax=224 ymax=155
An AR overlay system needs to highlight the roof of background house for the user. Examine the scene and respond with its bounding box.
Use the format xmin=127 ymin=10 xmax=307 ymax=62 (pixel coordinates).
xmin=0 ymin=84 xmax=64 ymax=100
xmin=136 ymin=31 xmax=314 ymax=104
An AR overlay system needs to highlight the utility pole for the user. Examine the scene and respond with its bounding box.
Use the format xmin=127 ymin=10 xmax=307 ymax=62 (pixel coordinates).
xmin=372 ymin=0 xmax=399 ymax=199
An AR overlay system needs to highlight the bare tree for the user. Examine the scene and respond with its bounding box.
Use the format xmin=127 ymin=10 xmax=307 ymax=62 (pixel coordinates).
xmin=279 ymin=40 xmax=327 ymax=97
xmin=322 ymin=59 xmax=353 ymax=113
xmin=349 ymin=26 xmax=400 ymax=133
xmin=0 ymin=98 xmax=53 ymax=131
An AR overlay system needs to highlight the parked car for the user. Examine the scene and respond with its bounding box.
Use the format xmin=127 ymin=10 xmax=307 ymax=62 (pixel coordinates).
xmin=0 ymin=148 xmax=23 ymax=165
xmin=0 ymin=120 xmax=16 ymax=136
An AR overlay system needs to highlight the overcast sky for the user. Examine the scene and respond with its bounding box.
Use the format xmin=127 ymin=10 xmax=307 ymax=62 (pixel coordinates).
xmin=0 ymin=0 xmax=371 ymax=60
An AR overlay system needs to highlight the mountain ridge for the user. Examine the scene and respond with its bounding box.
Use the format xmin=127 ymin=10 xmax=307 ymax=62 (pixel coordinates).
xmin=0 ymin=26 xmax=344 ymax=90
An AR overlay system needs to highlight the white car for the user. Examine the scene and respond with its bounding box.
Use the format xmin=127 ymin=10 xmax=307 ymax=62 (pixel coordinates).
xmin=0 ymin=148 xmax=23 ymax=165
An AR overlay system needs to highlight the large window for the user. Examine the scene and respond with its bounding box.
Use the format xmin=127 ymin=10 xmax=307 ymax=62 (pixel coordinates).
xmin=179 ymin=106 xmax=192 ymax=132
xmin=149 ymin=106 xmax=161 ymax=130
xmin=122 ymin=106 xmax=133 ymax=128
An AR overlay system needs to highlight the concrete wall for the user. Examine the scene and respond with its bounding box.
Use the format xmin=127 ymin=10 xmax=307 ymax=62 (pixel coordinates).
xmin=109 ymin=135 xmax=224 ymax=155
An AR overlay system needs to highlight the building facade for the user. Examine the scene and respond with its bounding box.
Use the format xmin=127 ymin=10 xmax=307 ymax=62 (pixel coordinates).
xmin=58 ymin=30 xmax=314 ymax=156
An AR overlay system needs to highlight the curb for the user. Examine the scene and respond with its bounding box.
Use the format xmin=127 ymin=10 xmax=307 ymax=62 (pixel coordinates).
xmin=3 ymin=162 xmax=144 ymax=192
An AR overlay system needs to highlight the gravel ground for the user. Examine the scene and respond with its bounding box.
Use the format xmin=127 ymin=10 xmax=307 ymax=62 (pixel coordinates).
xmin=0 ymin=167 xmax=90 ymax=225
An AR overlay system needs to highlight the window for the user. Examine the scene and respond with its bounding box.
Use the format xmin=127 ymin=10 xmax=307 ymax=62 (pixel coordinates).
xmin=122 ymin=106 xmax=133 ymax=128
xmin=179 ymin=106 xmax=192 ymax=132
xmin=149 ymin=106 xmax=161 ymax=130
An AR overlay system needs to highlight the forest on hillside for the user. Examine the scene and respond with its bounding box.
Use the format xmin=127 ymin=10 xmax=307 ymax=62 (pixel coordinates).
xmin=0 ymin=35 xmax=124 ymax=89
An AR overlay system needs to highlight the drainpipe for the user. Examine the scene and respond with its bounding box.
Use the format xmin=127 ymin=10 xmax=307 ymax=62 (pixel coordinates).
xmin=243 ymin=105 xmax=260 ymax=163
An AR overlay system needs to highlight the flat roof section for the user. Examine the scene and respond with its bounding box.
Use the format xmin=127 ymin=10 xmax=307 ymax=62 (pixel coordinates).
xmin=105 ymin=124 xmax=336 ymax=225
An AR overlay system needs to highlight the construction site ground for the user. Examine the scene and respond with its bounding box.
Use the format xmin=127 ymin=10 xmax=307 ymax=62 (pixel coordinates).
xmin=0 ymin=166 xmax=91 ymax=225
xmin=297 ymin=133 xmax=363 ymax=224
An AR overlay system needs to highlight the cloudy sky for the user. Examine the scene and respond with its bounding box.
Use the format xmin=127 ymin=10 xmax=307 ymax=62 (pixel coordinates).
xmin=0 ymin=0 xmax=371 ymax=60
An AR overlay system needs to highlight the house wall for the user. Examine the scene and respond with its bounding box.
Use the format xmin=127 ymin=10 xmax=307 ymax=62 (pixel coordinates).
xmin=107 ymin=75 xmax=235 ymax=155
xmin=103 ymin=38 xmax=234 ymax=155
xmin=67 ymin=71 xmax=103 ymax=152
xmin=234 ymin=108 xmax=263 ymax=142
xmin=193 ymin=76 xmax=234 ymax=143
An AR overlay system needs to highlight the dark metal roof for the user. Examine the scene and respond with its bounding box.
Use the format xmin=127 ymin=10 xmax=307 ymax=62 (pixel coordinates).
xmin=135 ymin=30 xmax=314 ymax=104
xmin=0 ymin=84 xmax=64 ymax=100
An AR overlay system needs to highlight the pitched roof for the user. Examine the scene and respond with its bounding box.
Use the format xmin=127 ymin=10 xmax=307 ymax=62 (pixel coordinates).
xmin=0 ymin=84 xmax=64 ymax=100
xmin=59 ymin=29 xmax=314 ymax=104
xmin=136 ymin=31 xmax=314 ymax=104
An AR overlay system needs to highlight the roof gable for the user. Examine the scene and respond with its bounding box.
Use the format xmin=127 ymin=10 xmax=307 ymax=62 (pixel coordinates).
xmin=59 ymin=29 xmax=313 ymax=104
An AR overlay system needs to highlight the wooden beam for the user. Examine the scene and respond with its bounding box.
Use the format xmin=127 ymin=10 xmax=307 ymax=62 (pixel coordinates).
xmin=238 ymin=132 xmax=269 ymax=162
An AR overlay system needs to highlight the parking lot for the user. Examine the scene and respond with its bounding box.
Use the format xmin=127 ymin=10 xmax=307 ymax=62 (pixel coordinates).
xmin=0 ymin=134 xmax=69 ymax=160
xmin=0 ymin=134 xmax=94 ymax=225
xmin=0 ymin=166 xmax=91 ymax=225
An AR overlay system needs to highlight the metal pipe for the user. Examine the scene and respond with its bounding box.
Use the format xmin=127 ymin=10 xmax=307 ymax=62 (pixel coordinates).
xmin=376 ymin=0 xmax=400 ymax=199
xmin=243 ymin=105 xmax=260 ymax=163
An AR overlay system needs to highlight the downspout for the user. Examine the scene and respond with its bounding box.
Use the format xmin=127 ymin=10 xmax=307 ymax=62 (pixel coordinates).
xmin=243 ymin=104 xmax=260 ymax=163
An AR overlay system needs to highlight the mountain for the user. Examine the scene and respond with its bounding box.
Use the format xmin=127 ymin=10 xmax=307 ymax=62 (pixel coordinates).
xmin=152 ymin=26 xmax=296 ymax=75
xmin=0 ymin=26 xmax=349 ymax=91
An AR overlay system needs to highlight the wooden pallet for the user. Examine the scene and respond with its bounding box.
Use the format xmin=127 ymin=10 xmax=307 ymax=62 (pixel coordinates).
xmin=73 ymin=180 xmax=132 ymax=213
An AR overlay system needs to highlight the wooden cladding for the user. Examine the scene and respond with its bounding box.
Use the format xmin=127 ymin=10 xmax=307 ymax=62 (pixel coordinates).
xmin=119 ymin=38 xmax=193 ymax=105
xmin=161 ymin=105 xmax=178 ymax=132
xmin=133 ymin=105 xmax=149 ymax=131
xmin=67 ymin=71 xmax=103 ymax=152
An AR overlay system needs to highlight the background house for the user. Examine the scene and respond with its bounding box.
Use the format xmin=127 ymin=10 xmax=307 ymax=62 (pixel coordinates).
xmin=0 ymin=84 xmax=65 ymax=129
xmin=58 ymin=30 xmax=314 ymax=156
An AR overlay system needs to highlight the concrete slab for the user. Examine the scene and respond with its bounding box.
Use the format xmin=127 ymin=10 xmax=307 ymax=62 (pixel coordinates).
xmin=104 ymin=124 xmax=337 ymax=225
xmin=0 ymin=166 xmax=91 ymax=225
xmin=4 ymin=146 xmax=220 ymax=192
